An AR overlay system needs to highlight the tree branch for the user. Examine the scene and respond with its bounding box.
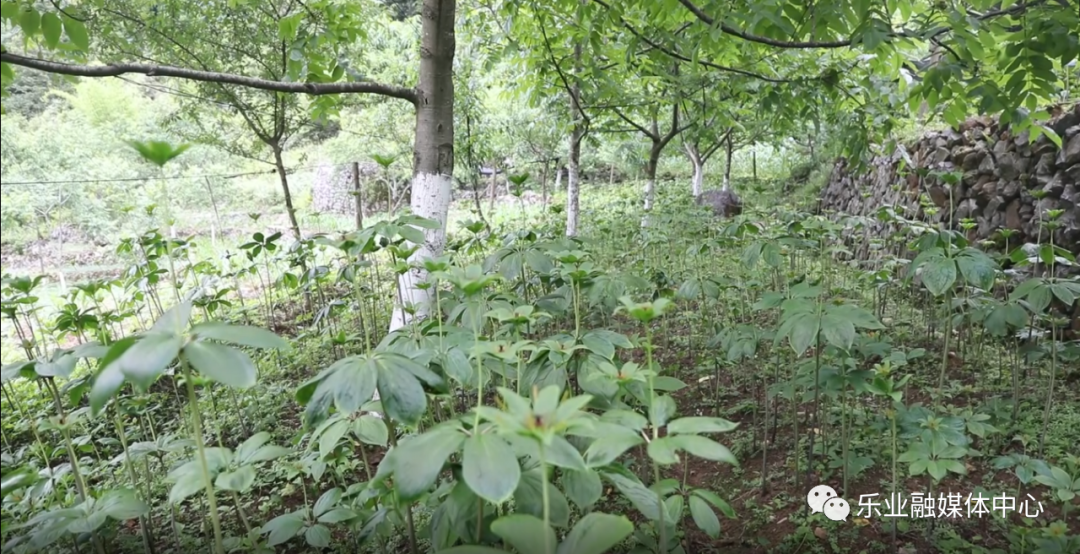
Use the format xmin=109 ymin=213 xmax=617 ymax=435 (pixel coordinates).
xmin=0 ymin=51 xmax=419 ymax=105
xmin=591 ymin=0 xmax=808 ymax=83
xmin=675 ymin=0 xmax=852 ymax=48
xmin=676 ymin=0 xmax=1047 ymax=49
xmin=534 ymin=6 xmax=591 ymax=127
xmin=611 ymin=107 xmax=656 ymax=140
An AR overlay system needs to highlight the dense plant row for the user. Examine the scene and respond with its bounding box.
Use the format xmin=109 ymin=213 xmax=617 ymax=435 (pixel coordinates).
xmin=2 ymin=178 xmax=1078 ymax=554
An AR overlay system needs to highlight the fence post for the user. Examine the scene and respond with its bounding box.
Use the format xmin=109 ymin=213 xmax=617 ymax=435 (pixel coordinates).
xmin=353 ymin=162 xmax=363 ymax=230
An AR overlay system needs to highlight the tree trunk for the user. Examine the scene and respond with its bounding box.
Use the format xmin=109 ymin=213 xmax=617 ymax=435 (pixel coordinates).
xmin=723 ymin=134 xmax=734 ymax=192
xmin=752 ymin=144 xmax=757 ymax=184
xmin=540 ymin=161 xmax=548 ymax=207
xmin=353 ymin=162 xmax=364 ymax=230
xmin=555 ymin=165 xmax=563 ymax=191
xmin=271 ymin=143 xmax=302 ymax=240
xmin=565 ymin=36 xmax=584 ymax=237
xmin=641 ymin=143 xmax=660 ymax=225
xmin=389 ymin=0 xmax=455 ymax=332
xmin=566 ymin=130 xmax=583 ymax=236
xmin=685 ymin=143 xmax=703 ymax=197
xmin=488 ymin=165 xmax=497 ymax=212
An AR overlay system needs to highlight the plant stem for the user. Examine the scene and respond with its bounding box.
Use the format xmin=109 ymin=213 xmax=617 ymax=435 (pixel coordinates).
xmin=937 ymin=289 xmax=951 ymax=394
xmin=1038 ymin=323 xmax=1057 ymax=455
xmin=540 ymin=446 xmax=553 ymax=554
xmin=181 ymin=359 xmax=226 ymax=554
xmin=386 ymin=420 xmax=418 ymax=554
xmin=116 ymin=415 xmax=156 ymax=554
xmin=644 ymin=325 xmax=667 ymax=553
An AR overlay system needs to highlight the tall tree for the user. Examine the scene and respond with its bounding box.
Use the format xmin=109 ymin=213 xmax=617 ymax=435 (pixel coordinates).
xmin=1 ymin=0 xmax=457 ymax=331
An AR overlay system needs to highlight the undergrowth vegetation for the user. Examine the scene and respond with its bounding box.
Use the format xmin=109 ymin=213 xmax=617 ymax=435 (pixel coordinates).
xmin=2 ymin=176 xmax=1078 ymax=554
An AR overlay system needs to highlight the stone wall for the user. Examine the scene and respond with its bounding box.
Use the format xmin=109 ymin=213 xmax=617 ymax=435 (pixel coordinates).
xmin=820 ymin=103 xmax=1080 ymax=260
xmin=311 ymin=161 xmax=381 ymax=215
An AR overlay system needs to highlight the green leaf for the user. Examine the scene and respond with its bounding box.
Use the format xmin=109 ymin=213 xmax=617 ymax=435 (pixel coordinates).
xmin=313 ymin=488 xmax=341 ymax=518
xmin=263 ymin=512 xmax=304 ymax=546
xmin=584 ymin=432 xmax=643 ymax=467
xmin=602 ymin=469 xmax=662 ymax=521
xmin=386 ymin=424 xmax=464 ymax=501
xmin=956 ymin=251 xmax=996 ymax=290
xmin=556 ymin=512 xmax=634 ymax=554
xmin=785 ymin=312 xmax=820 ymax=355
xmin=318 ymin=419 xmax=350 ymax=459
xmin=127 ymin=140 xmax=190 ymax=168
xmin=151 ymin=302 xmax=192 ymax=335
xmin=562 ymin=468 xmax=602 ymax=509
xmin=167 ymin=462 xmax=207 ymax=504
xmin=582 ymin=332 xmax=615 ymax=359
xmin=463 ymin=434 xmax=521 ymax=504
xmin=89 ymin=354 xmax=129 ymax=415
xmin=652 ymin=376 xmax=687 ymax=392
xmin=672 ymin=435 xmax=738 ymax=465
xmin=0 ymin=3 xmax=19 ymax=21
xmin=40 ymin=12 xmax=61 ymax=48
xmin=649 ymin=395 xmax=676 ymax=428
xmin=305 ymin=524 xmax=331 ymax=548
xmin=647 ymin=437 xmax=680 ymax=465
xmin=215 ymin=465 xmax=256 ymax=492
xmin=98 ymin=488 xmax=149 ymax=520
xmin=543 ymin=435 xmax=587 ymax=471
xmin=821 ymin=314 xmax=856 ymax=350
xmin=62 ymin=14 xmax=88 ymax=51
xmin=190 ymin=322 xmax=289 ymax=349
xmin=667 ymin=417 xmax=738 ymax=435
xmin=691 ymin=489 xmax=736 ymax=518
xmin=376 ymin=360 xmax=427 ymax=427
xmin=117 ymin=333 xmax=183 ymax=391
xmin=514 ymin=468 xmax=571 ymax=527
xmin=921 ymin=259 xmax=957 ymax=297
xmin=18 ymin=8 xmax=39 ymax=36
xmin=183 ymin=340 xmax=257 ymax=389
xmin=689 ymin=495 xmax=721 ymax=538
xmin=353 ymin=414 xmax=388 ymax=446
xmin=318 ymin=507 xmax=359 ymax=524
xmin=246 ymin=445 xmax=291 ymax=464
xmin=278 ymin=12 xmax=303 ymax=41
xmin=443 ymin=347 xmax=472 ymax=384
xmin=491 ymin=515 xmax=556 ymax=554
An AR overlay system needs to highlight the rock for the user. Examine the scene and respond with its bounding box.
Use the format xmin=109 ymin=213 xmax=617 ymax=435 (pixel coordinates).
xmin=1060 ymin=133 xmax=1080 ymax=166
xmin=960 ymin=147 xmax=984 ymax=170
xmin=1035 ymin=153 xmax=1056 ymax=175
xmin=697 ymin=189 xmax=743 ymax=217
xmin=818 ymin=103 xmax=1080 ymax=266
xmin=956 ymin=198 xmax=978 ymax=220
xmin=1043 ymin=174 xmax=1066 ymax=197
xmin=997 ymin=152 xmax=1021 ymax=181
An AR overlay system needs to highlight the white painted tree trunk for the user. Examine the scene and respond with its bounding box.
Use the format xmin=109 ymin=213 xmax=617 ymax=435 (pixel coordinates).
xmin=691 ymin=162 xmax=703 ymax=197
xmin=555 ymin=166 xmax=563 ymax=191
xmin=389 ymin=171 xmax=452 ymax=332
xmin=566 ymin=162 xmax=580 ymax=236
xmin=643 ymin=179 xmax=655 ymax=211
xmin=641 ymin=178 xmax=655 ymax=227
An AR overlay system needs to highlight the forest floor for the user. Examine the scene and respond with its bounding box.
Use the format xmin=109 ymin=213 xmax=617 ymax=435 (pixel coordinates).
xmin=2 ymin=184 xmax=1078 ymax=554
